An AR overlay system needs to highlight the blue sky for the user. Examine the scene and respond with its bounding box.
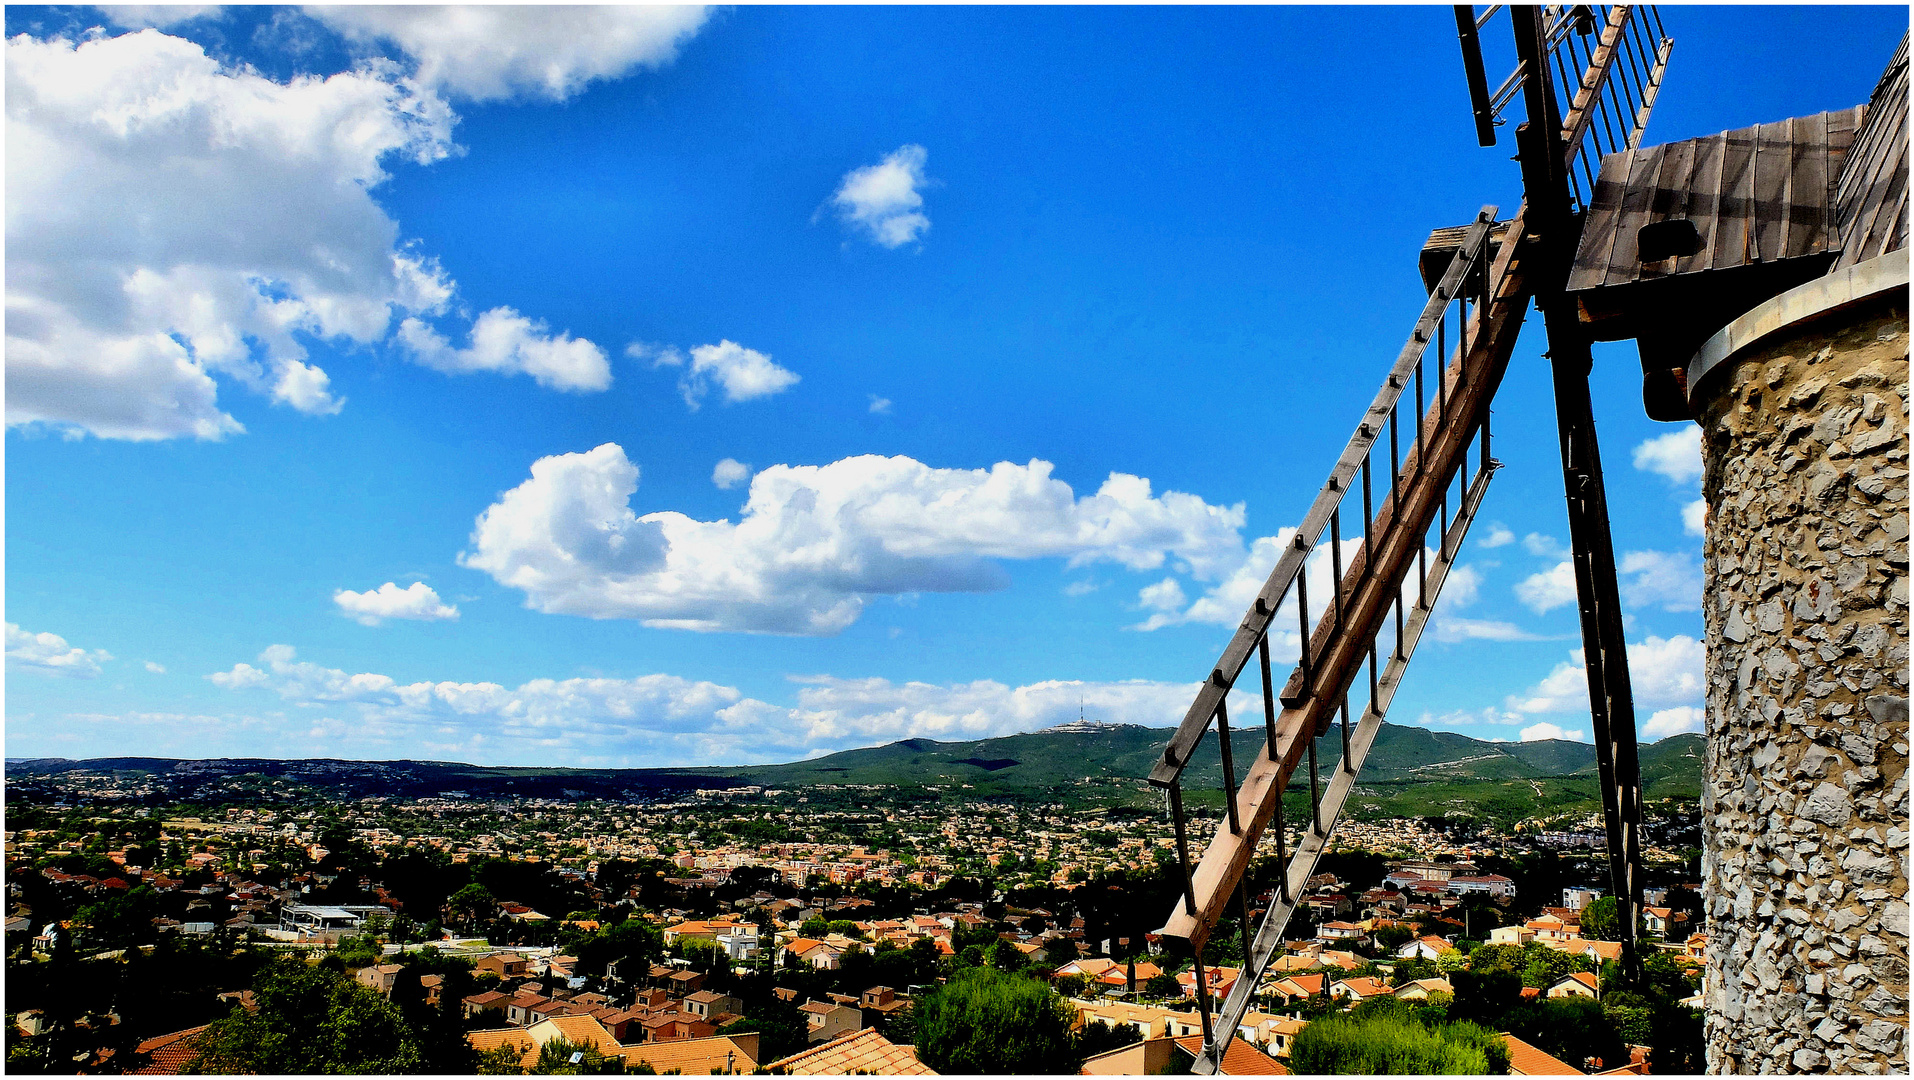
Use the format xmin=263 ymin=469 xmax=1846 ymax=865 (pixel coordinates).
xmin=6 ymin=5 xmax=1904 ymax=767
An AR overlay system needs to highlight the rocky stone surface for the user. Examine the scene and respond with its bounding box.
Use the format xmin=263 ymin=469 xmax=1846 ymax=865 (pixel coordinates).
xmin=1696 ymin=298 xmax=1909 ymax=1074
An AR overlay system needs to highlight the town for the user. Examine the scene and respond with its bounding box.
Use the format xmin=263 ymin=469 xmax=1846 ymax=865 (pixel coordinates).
xmin=6 ymin=772 xmax=1706 ymax=1074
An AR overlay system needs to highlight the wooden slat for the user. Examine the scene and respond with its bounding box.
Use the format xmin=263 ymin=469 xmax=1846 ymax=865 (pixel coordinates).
xmin=1568 ymin=149 xmax=1635 ymax=291
xmin=1186 ymin=468 xmax=1492 ymax=1075
xmin=1146 ymin=210 xmax=1499 ymax=788
xmin=1156 ymin=208 xmax=1534 ymax=950
xmin=1752 ymin=119 xmax=1796 ymax=263
xmin=1825 ymin=106 xmax=1864 ymax=227
xmin=1637 ymin=137 xmax=1694 ymax=280
xmin=1786 ymin=113 xmax=1831 ymax=259
xmin=1712 ymin=124 xmax=1757 ymax=272
xmin=1603 ymin=143 xmax=1664 ymax=284
xmin=1675 ymin=132 xmax=1725 ymax=277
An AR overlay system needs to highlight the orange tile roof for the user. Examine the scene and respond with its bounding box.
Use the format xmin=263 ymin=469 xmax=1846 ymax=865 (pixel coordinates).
xmin=132 ymin=1025 xmax=209 ymax=1074
xmin=769 ymin=1027 xmax=937 ymax=1075
xmin=1171 ymin=1036 xmax=1288 ymax=1075
xmin=1502 ymin=1034 xmax=1584 ymax=1075
xmin=622 ymin=1034 xmax=760 ymax=1074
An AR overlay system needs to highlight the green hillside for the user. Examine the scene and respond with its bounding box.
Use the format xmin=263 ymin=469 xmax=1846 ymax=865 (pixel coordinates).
xmin=7 ymin=722 xmax=1701 ymax=824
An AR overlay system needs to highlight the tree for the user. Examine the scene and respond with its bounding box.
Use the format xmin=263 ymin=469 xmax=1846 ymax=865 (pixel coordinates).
xmin=1505 ymin=995 xmax=1626 ymax=1073
xmin=1289 ymin=1004 xmax=1508 ymax=1075
xmin=1143 ymin=972 xmax=1182 ymax=1000
xmin=913 ymin=967 xmax=1080 ymax=1074
xmin=1519 ymin=946 xmax=1584 ymax=989
xmin=1375 ymin=925 xmax=1414 ymax=954
xmin=1075 ymin=1019 xmax=1140 ymax=1060
xmin=448 ymin=884 xmax=498 ymax=930
xmin=1579 ymin=897 xmax=1622 ymax=942
xmin=186 ymin=954 xmax=426 ymax=1074
xmin=985 ymin=939 xmax=1029 ymax=973
xmin=1435 ymin=949 xmax=1467 ymax=976
xmin=1448 ymin=969 xmax=1521 ymax=1028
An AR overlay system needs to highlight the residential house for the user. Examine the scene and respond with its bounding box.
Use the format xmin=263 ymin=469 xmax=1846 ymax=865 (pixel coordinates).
xmin=859 ymin=986 xmax=911 ymax=1027
xmin=1395 ymin=935 xmax=1453 ymax=962
xmin=1329 ymin=978 xmax=1394 ymax=1005
xmin=1547 ymin=972 xmax=1600 ymax=999
xmin=682 ymin=990 xmax=744 ymax=1022
xmin=1642 ymin=907 xmax=1689 ymax=937
xmin=799 ymin=998 xmax=863 ymax=1044
xmin=1394 ymin=978 xmax=1455 ymax=1002
xmin=1446 ymin=874 xmax=1516 ymax=899
xmin=1082 ymin=1036 xmax=1287 ymax=1076
xmin=1268 ymin=974 xmax=1327 ymax=1005
xmin=784 ymin=938 xmax=844 ymax=971
xmin=1317 ymin=921 xmax=1366 ymax=942
xmin=475 ymin=953 xmax=530 ymax=980
xmin=1489 ymin=925 xmax=1537 ymax=947
xmin=462 ymin=990 xmax=510 ymax=1022
xmin=1263 ymin=1017 xmax=1309 ymax=1059
xmin=354 ymin=964 xmax=403 ymax=997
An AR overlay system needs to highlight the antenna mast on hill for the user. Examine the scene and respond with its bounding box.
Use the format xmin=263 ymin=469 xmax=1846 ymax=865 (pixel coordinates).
xmin=1148 ymin=8 xmax=1670 ymax=1071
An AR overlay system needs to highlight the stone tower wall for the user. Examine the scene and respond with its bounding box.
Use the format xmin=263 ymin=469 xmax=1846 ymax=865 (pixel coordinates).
xmin=1695 ymin=295 xmax=1909 ymax=1074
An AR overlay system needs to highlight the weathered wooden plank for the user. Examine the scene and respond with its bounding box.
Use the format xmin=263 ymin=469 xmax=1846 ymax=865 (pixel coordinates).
xmin=1567 ymin=149 xmax=1634 ymax=291
xmin=1604 ymin=142 xmax=1664 ymax=285
xmin=1825 ymin=106 xmax=1864 ymax=234
xmin=1788 ymin=113 xmax=1831 ymax=259
xmin=1638 ymin=137 xmax=1694 ymax=280
xmin=1712 ymin=123 xmax=1757 ymax=272
xmin=1752 ymin=119 xmax=1796 ymax=263
xmin=1675 ymin=132 xmax=1725 ymax=277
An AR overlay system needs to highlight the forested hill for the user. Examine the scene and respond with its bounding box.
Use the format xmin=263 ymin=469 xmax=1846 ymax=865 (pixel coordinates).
xmin=6 ymin=722 xmax=1702 ymax=822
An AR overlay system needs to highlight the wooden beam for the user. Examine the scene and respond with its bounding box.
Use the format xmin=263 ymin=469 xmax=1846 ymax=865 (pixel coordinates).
xmin=1158 ymin=209 xmax=1536 ymax=953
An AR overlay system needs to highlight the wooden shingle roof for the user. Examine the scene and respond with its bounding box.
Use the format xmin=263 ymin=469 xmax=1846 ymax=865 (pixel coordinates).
xmin=1567 ymin=106 xmax=1864 ymax=294
xmin=1831 ymin=33 xmax=1909 ymax=271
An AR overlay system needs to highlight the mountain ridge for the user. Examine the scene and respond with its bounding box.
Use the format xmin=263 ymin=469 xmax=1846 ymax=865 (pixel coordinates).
xmin=4 ymin=722 xmax=1703 ymax=823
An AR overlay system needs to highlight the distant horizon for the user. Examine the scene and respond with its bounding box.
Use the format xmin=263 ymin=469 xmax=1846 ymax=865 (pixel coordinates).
xmin=1 ymin=717 xmax=1705 ymax=774
xmin=7 ymin=6 xmax=1901 ymax=767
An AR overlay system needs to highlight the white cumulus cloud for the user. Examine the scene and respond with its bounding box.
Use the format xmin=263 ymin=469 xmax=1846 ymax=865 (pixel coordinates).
xmin=1519 ymin=722 xmax=1587 ymax=743
xmin=674 ymin=340 xmax=799 ymax=409
xmin=831 ymin=144 xmax=932 ymax=249
xmin=1506 ymin=634 xmax=1704 ymax=715
xmin=1682 ymin=499 xmax=1707 ymax=537
xmin=333 ymin=581 xmax=461 ymax=626
xmin=1620 ymin=549 xmax=1701 ymax=612
xmin=6 ymin=25 xmax=632 ymax=442
xmin=1479 ymin=522 xmax=1515 ymax=549
xmin=198 ymin=642 xmax=1199 ymax=766
xmin=712 ymin=458 xmax=752 ymax=490
xmin=308 ymin=5 xmax=711 ymax=102
xmin=1643 ymin=705 xmax=1705 ymax=739
xmin=462 ymin=444 xmax=1248 ymax=635
xmin=144 ymin=660 xmax=168 ymax=674
xmin=5 ymin=29 xmax=456 ymax=439
xmin=6 ymin=623 xmax=112 ymax=678
xmin=1633 ymin=427 xmax=1703 ymax=485
xmin=1516 ymin=559 xmax=1578 ymax=614
xmin=1431 ymin=617 xmax=1547 ymax=643
xmin=397 ymin=307 xmax=611 ymax=392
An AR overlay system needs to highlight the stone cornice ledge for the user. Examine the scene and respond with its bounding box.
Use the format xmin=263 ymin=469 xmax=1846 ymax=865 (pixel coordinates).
xmin=1687 ymin=247 xmax=1911 ymax=407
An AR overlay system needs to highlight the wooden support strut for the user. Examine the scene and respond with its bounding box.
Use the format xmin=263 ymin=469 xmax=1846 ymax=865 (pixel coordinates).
xmin=1147 ymin=207 xmax=1501 ymax=791
xmin=1157 ymin=209 xmax=1535 ymax=953
xmin=1189 ymin=466 xmax=1497 ymax=1076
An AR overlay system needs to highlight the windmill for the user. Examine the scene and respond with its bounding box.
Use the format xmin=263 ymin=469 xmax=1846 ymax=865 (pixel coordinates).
xmin=1145 ymin=7 xmax=1672 ymax=1071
